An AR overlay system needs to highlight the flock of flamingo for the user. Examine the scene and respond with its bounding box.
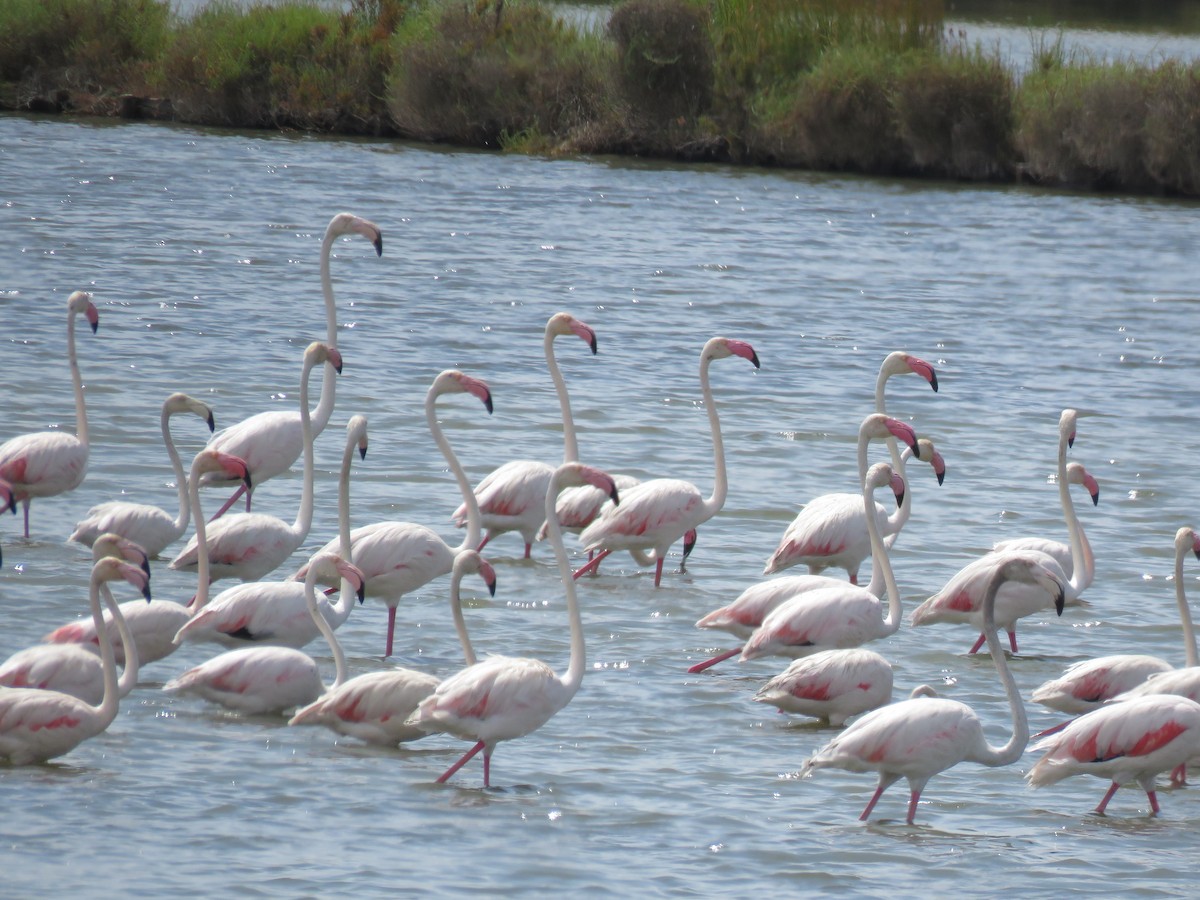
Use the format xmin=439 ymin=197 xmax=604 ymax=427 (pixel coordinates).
xmin=3 ymin=211 xmax=1200 ymax=825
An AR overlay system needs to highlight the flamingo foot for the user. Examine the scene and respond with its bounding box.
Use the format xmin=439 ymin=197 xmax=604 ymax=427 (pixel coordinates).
xmin=687 ymin=646 xmax=742 ymax=674
xmin=436 ymin=740 xmax=485 ymax=784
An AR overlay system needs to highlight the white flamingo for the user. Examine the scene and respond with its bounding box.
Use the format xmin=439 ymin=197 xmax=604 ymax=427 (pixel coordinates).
xmin=451 ymin=312 xmax=597 ymax=558
xmin=800 ymin=553 xmax=1066 ymax=824
xmin=1 ymin=533 xmax=148 ymax=703
xmin=0 ymin=556 xmax=151 ymax=765
xmin=205 ymin=213 xmax=381 ymax=516
xmin=764 ymin=350 xmax=940 ymax=582
xmin=0 ymin=290 xmax=99 ymax=539
xmin=754 ymin=648 xmax=894 ymax=726
xmin=174 ymin=415 xmax=369 ymax=650
xmin=170 ymin=341 xmax=340 ymax=585
xmin=574 ymin=336 xmax=760 ymax=586
xmin=304 ymin=370 xmax=494 ymax=658
xmin=69 ymin=392 xmax=215 ymax=556
xmin=163 ymin=555 xmax=364 ymax=716
xmin=408 ymin=463 xmax=619 ymax=787
xmin=1031 ymin=526 xmax=1200 ymax=716
xmin=289 ymin=549 xmax=497 ymax=745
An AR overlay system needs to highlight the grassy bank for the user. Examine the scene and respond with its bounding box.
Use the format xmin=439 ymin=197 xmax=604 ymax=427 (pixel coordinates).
xmin=4 ymin=0 xmax=1200 ymax=197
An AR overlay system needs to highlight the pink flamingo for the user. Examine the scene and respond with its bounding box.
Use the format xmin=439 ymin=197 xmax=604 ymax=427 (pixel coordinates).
xmin=170 ymin=342 xmax=340 ymax=585
xmin=1027 ymin=693 xmax=1200 ymax=816
xmin=1031 ymin=527 xmax=1200 ymax=716
xmin=0 ymin=556 xmax=151 ymax=765
xmin=289 ymin=549 xmax=497 ymax=745
xmin=764 ymin=350 xmax=940 ymax=582
xmin=0 ymin=290 xmax=99 ymax=538
xmin=1 ymin=533 xmax=148 ymax=703
xmin=754 ymin=648 xmax=894 ymax=726
xmin=175 ymin=415 xmax=369 ymax=650
xmin=304 ymin=370 xmax=493 ymax=658
xmin=451 ymin=312 xmax=597 ymax=558
xmin=574 ymin=336 xmax=759 ymax=586
xmin=205 ymin=213 xmax=381 ymax=517
xmin=69 ymin=392 xmax=215 ymax=557
xmin=163 ymin=555 xmax=365 ymax=715
xmin=738 ymin=459 xmax=911 ymax=663
xmin=408 ymin=463 xmax=619 ymax=787
xmin=800 ymin=553 xmax=1066 ymax=824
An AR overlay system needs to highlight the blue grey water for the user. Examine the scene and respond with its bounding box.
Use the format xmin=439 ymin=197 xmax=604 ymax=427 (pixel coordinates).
xmin=1 ymin=110 xmax=1199 ymax=896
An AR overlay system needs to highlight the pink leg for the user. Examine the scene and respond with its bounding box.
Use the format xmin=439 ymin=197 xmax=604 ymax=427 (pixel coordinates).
xmin=968 ymin=632 xmax=987 ymax=654
xmin=482 ymin=748 xmax=492 ymax=788
xmin=385 ymin=605 xmax=397 ymax=658
xmin=523 ymin=542 xmax=532 ymax=559
xmin=1095 ymin=781 xmax=1121 ymax=815
xmin=860 ymin=783 xmax=888 ymax=821
xmin=1147 ymin=789 xmax=1162 ymax=816
xmin=1170 ymin=762 xmax=1188 ymax=786
xmin=208 ymin=485 xmax=246 ymax=521
xmin=22 ymin=500 xmax=31 ymax=539
xmin=687 ymin=646 xmax=742 ymax=674
xmin=476 ymin=533 xmax=491 ymax=553
xmin=849 ymin=571 xmax=859 ymax=586
xmin=906 ymin=789 xmax=922 ymax=825
xmin=654 ymin=557 xmax=664 ymax=587
xmin=436 ymin=740 xmax=485 ymax=784
xmin=1008 ymin=630 xmax=1019 ymax=654
xmin=573 ymin=549 xmax=612 ymax=580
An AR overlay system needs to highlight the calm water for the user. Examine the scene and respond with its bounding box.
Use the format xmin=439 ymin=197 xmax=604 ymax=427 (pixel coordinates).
xmin=2 ymin=112 xmax=1200 ymax=896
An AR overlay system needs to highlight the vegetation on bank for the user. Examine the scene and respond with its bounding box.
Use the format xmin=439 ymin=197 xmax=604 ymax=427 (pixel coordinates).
xmin=4 ymin=0 xmax=1200 ymax=197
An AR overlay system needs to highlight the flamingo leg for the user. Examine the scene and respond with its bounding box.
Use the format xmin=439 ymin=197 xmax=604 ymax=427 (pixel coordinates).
xmin=573 ymin=549 xmax=612 ymax=580
xmin=436 ymin=740 xmax=485 ymax=784
xmin=968 ymin=632 xmax=987 ymax=655
xmin=654 ymin=557 xmax=665 ymax=587
xmin=209 ymin=484 xmax=247 ymax=521
xmin=1095 ymin=781 xmax=1121 ymax=815
xmin=483 ymin=747 xmax=492 ymax=788
xmin=385 ymin=605 xmax=398 ymax=658
xmin=687 ymin=646 xmax=742 ymax=674
xmin=849 ymin=572 xmax=859 ymax=586
xmin=906 ymin=789 xmax=922 ymax=825
xmin=476 ymin=533 xmax=491 ymax=553
xmin=1170 ymin=762 xmax=1188 ymax=787
xmin=1146 ymin=789 xmax=1162 ymax=816
xmin=523 ymin=542 xmax=532 ymax=559
xmin=859 ymin=781 xmax=889 ymax=820
xmin=22 ymin=500 xmax=31 ymax=539
xmin=1007 ymin=630 xmax=1019 ymax=654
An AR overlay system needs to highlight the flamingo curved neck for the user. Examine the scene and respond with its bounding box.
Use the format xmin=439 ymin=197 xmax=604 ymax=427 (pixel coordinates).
xmin=428 ymin=385 xmax=479 ymax=553
xmin=90 ymin=570 xmax=120 ymax=727
xmin=547 ymin=472 xmax=585 ymax=697
xmin=1056 ymin=426 xmax=1088 ymax=595
xmin=103 ymin=584 xmax=140 ymax=696
xmin=874 ymin=366 xmax=904 ymax=477
xmin=450 ymin=568 xmax=478 ymax=667
xmin=975 ymin=572 xmax=1029 ymax=767
xmin=858 ymin=437 xmax=901 ymax=634
xmin=313 ymin=229 xmax=340 ymax=435
xmin=327 ymin=423 xmax=359 ymax=638
xmin=291 ymin=357 xmax=319 ymax=541
xmin=187 ymin=468 xmax=213 ymax=614
xmin=306 ymin=563 xmax=347 ymax=690
xmin=699 ymin=353 xmax=728 ymax=520
xmin=68 ymin=307 xmax=90 ymax=450
xmin=882 ymin=445 xmax=916 ymax=548
xmin=546 ymin=329 xmax=580 ymax=464
xmin=1176 ymin=544 xmax=1198 ymax=668
xmin=164 ymin=409 xmax=190 ymax=534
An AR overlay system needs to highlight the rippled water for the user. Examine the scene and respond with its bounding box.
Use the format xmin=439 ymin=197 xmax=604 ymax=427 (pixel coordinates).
xmin=3 ymin=112 xmax=1200 ymax=895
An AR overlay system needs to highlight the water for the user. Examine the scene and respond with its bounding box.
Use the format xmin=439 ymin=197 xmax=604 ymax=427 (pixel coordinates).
xmin=2 ymin=112 xmax=1200 ymax=896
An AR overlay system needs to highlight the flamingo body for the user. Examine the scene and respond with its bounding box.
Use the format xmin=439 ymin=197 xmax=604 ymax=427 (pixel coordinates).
xmin=173 ymin=577 xmax=353 ymax=649
xmin=1032 ymin=656 xmax=1175 ymax=715
xmin=0 ymin=644 xmax=116 ymax=705
xmin=754 ymin=648 xmax=893 ymax=725
xmin=163 ymin=647 xmax=323 ymax=715
xmin=289 ymin=668 xmax=442 ymax=743
xmin=43 ymin=599 xmax=188 ymax=668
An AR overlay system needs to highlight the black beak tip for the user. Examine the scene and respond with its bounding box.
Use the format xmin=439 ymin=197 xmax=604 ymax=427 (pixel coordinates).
xmin=206 ymin=414 xmax=216 ymax=432
xmin=358 ymin=447 xmax=367 ymax=461
xmin=487 ymin=580 xmax=497 ymax=597
xmin=929 ymin=372 xmax=939 ymax=393
xmin=936 ymin=471 xmax=946 ymax=486
xmin=609 ymin=488 xmax=620 ymax=506
xmin=484 ymin=396 xmax=494 ymax=415
xmin=1091 ymin=492 xmax=1099 ymax=506
xmin=90 ymin=321 xmax=99 ymax=335
xmin=142 ymin=585 xmax=153 ymax=603
xmin=749 ymin=352 xmax=761 ymax=369
xmin=356 ymin=586 xmax=366 ymax=604
xmin=373 ymin=237 xmax=383 ymax=257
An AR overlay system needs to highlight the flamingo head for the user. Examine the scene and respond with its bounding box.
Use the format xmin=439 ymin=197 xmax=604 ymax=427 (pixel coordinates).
xmin=0 ymin=479 xmax=14 ymax=515
xmin=865 ymin=462 xmax=904 ymax=509
xmin=1176 ymin=526 xmax=1200 ymax=562
xmin=705 ymin=337 xmax=760 ymax=369
xmin=997 ymin=553 xmax=1067 ymax=616
xmin=92 ymin=532 xmax=152 ymax=576
xmin=1065 ymin=462 xmax=1099 ymax=506
xmin=310 ymin=553 xmax=367 ymax=604
xmin=346 ymin=414 xmax=369 ymax=460
xmin=1060 ymin=408 xmax=1079 ymax=449
xmin=96 ymin=556 xmax=153 ymax=603
xmin=436 ymin=370 xmax=493 ymax=414
xmin=860 ymin=413 xmax=919 ymax=454
xmin=682 ymin=528 xmax=697 ymax=560
xmin=549 ymin=312 xmax=598 ymax=355
xmin=193 ymin=449 xmax=252 ymax=492
xmin=916 ymin=438 xmax=946 ymax=486
xmin=68 ymin=290 xmax=99 ymax=334
xmin=556 ymin=463 xmax=619 ymax=506
xmin=166 ymin=392 xmax=217 ymax=433
xmin=881 ymin=350 xmax=938 ymax=392
xmin=306 ymin=342 xmax=343 ymax=375
xmin=329 ymin=212 xmax=383 ymax=257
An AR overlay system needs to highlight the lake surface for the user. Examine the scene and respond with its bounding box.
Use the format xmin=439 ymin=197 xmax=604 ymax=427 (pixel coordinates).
xmin=2 ymin=112 xmax=1200 ymax=896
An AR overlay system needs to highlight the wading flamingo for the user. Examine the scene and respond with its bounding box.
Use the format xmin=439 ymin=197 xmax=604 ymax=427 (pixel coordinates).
xmin=163 ymin=555 xmax=364 ymax=715
xmin=574 ymin=336 xmax=759 ymax=586
xmin=1031 ymin=527 xmax=1200 ymax=716
xmin=304 ymin=370 xmax=493 ymax=658
xmin=0 ymin=290 xmax=99 ymax=538
xmin=69 ymin=393 xmax=215 ymax=556
xmin=289 ymin=549 xmax=497 ymax=745
xmin=170 ymin=342 xmax=339 ymax=585
xmin=753 ymin=648 xmax=894 ymax=726
xmin=205 ymin=213 xmax=381 ymax=516
xmin=0 ymin=556 xmax=151 ymax=765
xmin=800 ymin=553 xmax=1066 ymax=824
xmin=452 ymin=312 xmax=597 ymax=558
xmin=175 ymin=415 xmax=369 ymax=650
xmin=408 ymin=463 xmax=619 ymax=787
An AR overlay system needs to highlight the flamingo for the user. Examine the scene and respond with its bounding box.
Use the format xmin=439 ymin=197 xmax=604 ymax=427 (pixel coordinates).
xmin=1031 ymin=529 xmax=1200 ymax=716
xmin=1 ymin=533 xmax=148 ymax=703
xmin=1027 ymin=693 xmax=1200 ymax=816
xmin=451 ymin=312 xmax=597 ymax=558
xmin=0 ymin=290 xmax=99 ymax=538
xmin=764 ymin=350 xmax=940 ymax=583
xmin=574 ymin=336 xmax=760 ymax=586
xmin=738 ymin=459 xmax=911 ymax=663
xmin=302 ymin=369 xmax=494 ymax=658
xmin=0 ymin=480 xmax=16 ymax=564
xmin=0 ymin=556 xmax=151 ymax=765
xmin=993 ymin=409 xmax=1099 ymax=604
xmin=408 ymin=462 xmax=620 ymax=787
xmin=289 ymin=549 xmax=497 ymax=745
xmin=163 ymin=555 xmax=365 ymax=715
xmin=800 ymin=553 xmax=1067 ymax=824
xmin=170 ymin=341 xmax=340 ymax=585
xmin=753 ymin=648 xmax=894 ymax=726
xmin=174 ymin=415 xmax=369 ymax=650
xmin=205 ymin=213 xmax=381 ymax=517
xmin=69 ymin=392 xmax=215 ymax=556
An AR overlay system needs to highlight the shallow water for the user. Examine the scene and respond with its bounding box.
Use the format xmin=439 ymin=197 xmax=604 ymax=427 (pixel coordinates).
xmin=3 ymin=112 xmax=1200 ymax=895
